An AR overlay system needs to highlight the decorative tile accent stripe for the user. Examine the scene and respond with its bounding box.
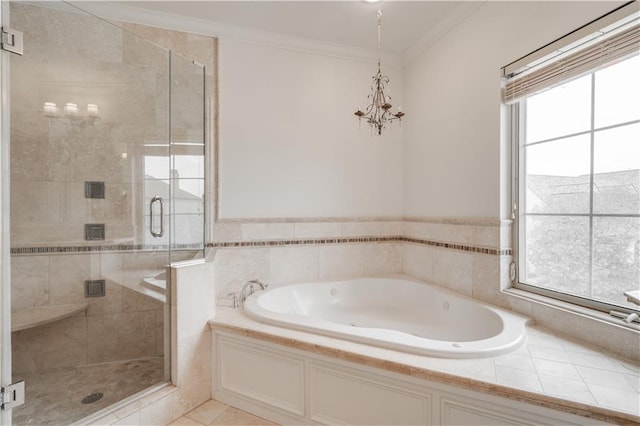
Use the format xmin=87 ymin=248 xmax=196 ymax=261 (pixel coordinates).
xmin=11 ymin=243 xmax=202 ymax=255
xmin=207 ymin=236 xmax=398 ymax=248
xmin=401 ymin=237 xmax=511 ymax=255
xmin=205 ymin=236 xmax=512 ymax=256
xmin=12 ymin=237 xmax=512 ymax=256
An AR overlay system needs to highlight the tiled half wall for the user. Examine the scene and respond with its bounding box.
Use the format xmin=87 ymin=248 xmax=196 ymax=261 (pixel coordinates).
xmin=208 ymin=217 xmax=639 ymax=361
xmin=208 ymin=217 xmax=511 ymax=301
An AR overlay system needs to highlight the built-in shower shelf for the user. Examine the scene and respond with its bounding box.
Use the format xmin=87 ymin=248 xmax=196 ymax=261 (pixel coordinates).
xmin=11 ymin=303 xmax=89 ymax=332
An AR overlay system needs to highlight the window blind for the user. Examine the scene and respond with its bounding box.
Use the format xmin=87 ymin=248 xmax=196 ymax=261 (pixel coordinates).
xmin=503 ymin=7 xmax=640 ymax=104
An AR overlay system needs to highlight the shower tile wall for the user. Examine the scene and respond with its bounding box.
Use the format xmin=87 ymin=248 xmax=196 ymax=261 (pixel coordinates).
xmin=9 ymin=3 xmax=167 ymax=247
xmin=11 ymin=252 xmax=164 ymax=374
xmin=9 ymin=3 xmax=215 ymax=378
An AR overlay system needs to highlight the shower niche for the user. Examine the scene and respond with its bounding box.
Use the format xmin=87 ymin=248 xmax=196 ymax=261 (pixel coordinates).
xmin=6 ymin=2 xmax=207 ymax=424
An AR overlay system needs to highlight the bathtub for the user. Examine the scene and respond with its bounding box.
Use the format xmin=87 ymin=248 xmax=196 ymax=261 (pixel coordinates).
xmin=243 ymin=276 xmax=531 ymax=358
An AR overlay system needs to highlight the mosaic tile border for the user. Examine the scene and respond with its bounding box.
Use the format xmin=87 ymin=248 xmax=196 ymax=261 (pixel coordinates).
xmin=206 ymin=236 xmax=511 ymax=256
xmin=12 ymin=238 xmax=511 ymax=256
xmin=401 ymin=237 xmax=511 ymax=255
xmin=207 ymin=236 xmax=397 ymax=248
xmin=11 ymin=243 xmax=203 ymax=255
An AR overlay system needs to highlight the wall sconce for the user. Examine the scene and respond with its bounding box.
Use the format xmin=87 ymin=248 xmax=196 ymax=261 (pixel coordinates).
xmin=42 ymin=102 xmax=58 ymax=117
xmin=43 ymin=101 xmax=100 ymax=123
xmin=87 ymin=103 xmax=99 ymax=118
xmin=64 ymin=102 xmax=79 ymax=117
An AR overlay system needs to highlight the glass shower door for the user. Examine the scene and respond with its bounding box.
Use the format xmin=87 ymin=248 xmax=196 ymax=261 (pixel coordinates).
xmin=137 ymin=53 xmax=206 ymax=296
xmin=169 ymin=53 xmax=206 ymax=258
xmin=3 ymin=2 xmax=204 ymax=423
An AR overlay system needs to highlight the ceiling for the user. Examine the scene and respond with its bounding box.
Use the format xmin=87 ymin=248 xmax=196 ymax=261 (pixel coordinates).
xmin=118 ymin=1 xmax=467 ymax=55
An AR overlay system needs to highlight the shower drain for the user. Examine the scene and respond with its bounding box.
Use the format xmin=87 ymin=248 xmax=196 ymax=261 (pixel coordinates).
xmin=81 ymin=392 xmax=104 ymax=404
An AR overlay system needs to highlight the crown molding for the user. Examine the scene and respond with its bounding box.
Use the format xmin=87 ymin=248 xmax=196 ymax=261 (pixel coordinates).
xmin=401 ymin=1 xmax=485 ymax=66
xmin=70 ymin=1 xmax=403 ymax=67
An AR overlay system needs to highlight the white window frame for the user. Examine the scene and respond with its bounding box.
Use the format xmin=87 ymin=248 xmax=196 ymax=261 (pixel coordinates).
xmin=511 ymin=102 xmax=640 ymax=316
xmin=507 ymin=2 xmax=640 ymax=317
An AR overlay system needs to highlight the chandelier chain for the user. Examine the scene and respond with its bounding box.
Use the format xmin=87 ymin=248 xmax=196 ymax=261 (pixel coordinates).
xmin=354 ymin=9 xmax=405 ymax=136
xmin=377 ymin=9 xmax=382 ymax=68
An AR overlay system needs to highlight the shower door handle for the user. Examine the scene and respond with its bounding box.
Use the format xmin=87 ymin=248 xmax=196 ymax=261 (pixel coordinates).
xmin=150 ymin=196 xmax=164 ymax=238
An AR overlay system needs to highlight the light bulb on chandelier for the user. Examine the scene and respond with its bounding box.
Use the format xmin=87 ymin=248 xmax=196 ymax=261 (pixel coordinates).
xmin=354 ymin=9 xmax=405 ymax=135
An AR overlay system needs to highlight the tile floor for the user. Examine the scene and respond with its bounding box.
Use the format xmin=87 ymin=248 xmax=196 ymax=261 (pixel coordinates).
xmin=169 ymin=400 xmax=279 ymax=426
xmin=12 ymin=357 xmax=164 ymax=425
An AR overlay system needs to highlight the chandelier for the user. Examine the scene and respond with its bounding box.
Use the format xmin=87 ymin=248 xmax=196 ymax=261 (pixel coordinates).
xmin=354 ymin=10 xmax=405 ymax=135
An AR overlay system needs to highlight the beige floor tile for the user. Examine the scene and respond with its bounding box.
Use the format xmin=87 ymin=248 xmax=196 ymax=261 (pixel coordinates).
xmin=209 ymin=407 xmax=278 ymax=425
xmin=185 ymin=399 xmax=229 ymax=425
xmin=168 ymin=416 xmax=206 ymax=426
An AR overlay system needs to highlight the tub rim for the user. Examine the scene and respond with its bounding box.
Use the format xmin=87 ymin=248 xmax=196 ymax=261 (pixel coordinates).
xmin=244 ymin=275 xmax=532 ymax=359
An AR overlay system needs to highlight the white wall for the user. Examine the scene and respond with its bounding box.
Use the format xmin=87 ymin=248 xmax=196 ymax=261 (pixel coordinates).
xmin=402 ymin=1 xmax=622 ymax=219
xmin=218 ymin=39 xmax=404 ymax=219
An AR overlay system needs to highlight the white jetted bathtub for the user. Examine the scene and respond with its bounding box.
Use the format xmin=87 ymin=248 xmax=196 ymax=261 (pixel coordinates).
xmin=243 ymin=276 xmax=531 ymax=358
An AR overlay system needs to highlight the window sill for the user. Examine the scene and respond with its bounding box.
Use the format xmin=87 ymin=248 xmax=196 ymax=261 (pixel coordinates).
xmin=502 ymin=287 xmax=640 ymax=332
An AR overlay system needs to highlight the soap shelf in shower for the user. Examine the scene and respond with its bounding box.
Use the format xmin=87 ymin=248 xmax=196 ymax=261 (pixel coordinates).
xmin=11 ymin=303 xmax=89 ymax=332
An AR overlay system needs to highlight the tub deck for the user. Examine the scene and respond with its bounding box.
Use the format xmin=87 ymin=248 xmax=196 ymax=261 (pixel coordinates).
xmin=210 ymin=307 xmax=640 ymax=426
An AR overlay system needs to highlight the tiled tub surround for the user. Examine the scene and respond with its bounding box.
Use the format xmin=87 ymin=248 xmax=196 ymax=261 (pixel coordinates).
xmin=210 ymin=308 xmax=640 ymax=425
xmin=209 ymin=217 xmax=639 ymax=362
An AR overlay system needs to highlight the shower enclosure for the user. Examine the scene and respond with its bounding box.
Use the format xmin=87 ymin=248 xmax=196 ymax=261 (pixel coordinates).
xmin=3 ymin=2 xmax=205 ymax=424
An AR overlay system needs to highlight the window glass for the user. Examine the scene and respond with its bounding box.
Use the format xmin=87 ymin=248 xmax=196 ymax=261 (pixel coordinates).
xmin=593 ymin=123 xmax=640 ymax=214
xmin=525 ymin=135 xmax=591 ymax=214
xmin=592 ymin=217 xmax=640 ymax=307
xmin=594 ymin=55 xmax=640 ymax=129
xmin=524 ymin=216 xmax=591 ymax=297
xmin=173 ymin=154 xmax=205 ymax=179
xmin=525 ymin=75 xmax=591 ymax=143
xmin=517 ymin=54 xmax=640 ymax=311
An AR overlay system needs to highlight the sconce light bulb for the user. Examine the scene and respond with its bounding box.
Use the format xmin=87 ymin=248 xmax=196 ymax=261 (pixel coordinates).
xmin=87 ymin=103 xmax=99 ymax=117
xmin=43 ymin=102 xmax=58 ymax=117
xmin=64 ymin=102 xmax=79 ymax=116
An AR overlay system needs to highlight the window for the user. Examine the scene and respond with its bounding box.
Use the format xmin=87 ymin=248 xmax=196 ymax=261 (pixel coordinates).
xmin=505 ymin=5 xmax=640 ymax=313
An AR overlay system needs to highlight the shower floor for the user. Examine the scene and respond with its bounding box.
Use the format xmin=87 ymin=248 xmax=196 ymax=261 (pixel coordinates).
xmin=12 ymin=356 xmax=164 ymax=425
